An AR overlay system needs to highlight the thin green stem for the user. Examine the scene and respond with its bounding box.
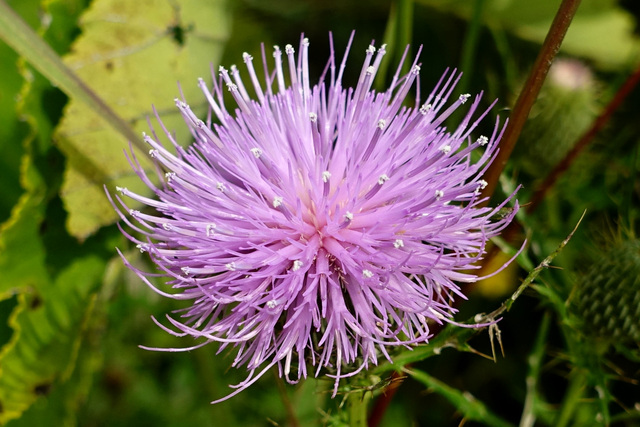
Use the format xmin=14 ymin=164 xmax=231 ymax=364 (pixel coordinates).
xmin=273 ymin=369 xmax=300 ymax=427
xmin=480 ymin=0 xmax=582 ymax=205
xmin=519 ymin=313 xmax=551 ymax=427
xmin=375 ymin=0 xmax=414 ymax=91
xmin=458 ymin=0 xmax=486 ymax=96
xmin=0 ymin=0 xmax=144 ymax=154
xmin=375 ymin=2 xmax=398 ymax=91
xmin=489 ymin=26 xmax=518 ymax=93
xmin=397 ymin=0 xmax=414 ymax=77
xmin=555 ymin=367 xmax=587 ymax=427
xmin=347 ymin=390 xmax=370 ymax=427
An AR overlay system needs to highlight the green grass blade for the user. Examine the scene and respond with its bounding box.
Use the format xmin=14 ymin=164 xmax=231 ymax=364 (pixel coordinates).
xmin=0 ymin=0 xmax=144 ymax=154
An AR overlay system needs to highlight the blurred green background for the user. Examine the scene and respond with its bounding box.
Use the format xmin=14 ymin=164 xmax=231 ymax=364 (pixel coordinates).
xmin=1 ymin=0 xmax=639 ymax=425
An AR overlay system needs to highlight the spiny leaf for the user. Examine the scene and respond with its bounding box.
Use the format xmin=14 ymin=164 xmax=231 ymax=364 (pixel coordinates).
xmin=55 ymin=0 xmax=230 ymax=239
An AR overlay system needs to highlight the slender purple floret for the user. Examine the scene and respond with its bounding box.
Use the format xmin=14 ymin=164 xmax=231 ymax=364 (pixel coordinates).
xmin=110 ymin=33 xmax=518 ymax=403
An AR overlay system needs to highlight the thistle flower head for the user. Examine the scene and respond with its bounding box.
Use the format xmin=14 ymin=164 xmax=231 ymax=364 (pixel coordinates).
xmin=111 ymin=34 xmax=518 ymax=402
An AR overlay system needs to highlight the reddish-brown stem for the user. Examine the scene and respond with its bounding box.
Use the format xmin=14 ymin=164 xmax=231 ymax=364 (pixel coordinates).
xmin=477 ymin=61 xmax=640 ymax=290
xmin=481 ymin=61 xmax=640 ymax=264
xmin=367 ymin=1 xmax=582 ymax=423
xmin=480 ymin=0 xmax=582 ymax=205
xmin=527 ymin=62 xmax=640 ymax=212
xmin=368 ymin=1 xmax=582 ymax=424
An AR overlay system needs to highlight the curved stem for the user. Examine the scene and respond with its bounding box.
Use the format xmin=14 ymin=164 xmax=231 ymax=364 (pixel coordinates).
xmin=480 ymin=0 xmax=582 ymax=205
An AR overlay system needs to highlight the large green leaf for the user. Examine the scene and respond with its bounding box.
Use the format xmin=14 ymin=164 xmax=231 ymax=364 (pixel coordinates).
xmin=0 ymin=255 xmax=104 ymax=425
xmin=0 ymin=0 xmax=41 ymax=223
xmin=0 ymin=159 xmax=49 ymax=300
xmin=0 ymin=0 xmax=89 ymax=300
xmin=55 ymin=0 xmax=230 ymax=239
xmin=0 ymin=1 xmax=109 ymax=424
xmin=4 ymin=318 xmax=103 ymax=427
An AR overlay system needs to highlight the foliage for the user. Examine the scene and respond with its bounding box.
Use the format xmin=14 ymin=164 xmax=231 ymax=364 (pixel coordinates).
xmin=1 ymin=0 xmax=639 ymax=425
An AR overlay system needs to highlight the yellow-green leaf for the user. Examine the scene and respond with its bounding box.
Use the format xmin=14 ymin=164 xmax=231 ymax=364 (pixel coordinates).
xmin=55 ymin=0 xmax=230 ymax=239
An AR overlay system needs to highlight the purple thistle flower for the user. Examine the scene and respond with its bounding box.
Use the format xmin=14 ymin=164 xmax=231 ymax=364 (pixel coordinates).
xmin=110 ymin=33 xmax=518 ymax=403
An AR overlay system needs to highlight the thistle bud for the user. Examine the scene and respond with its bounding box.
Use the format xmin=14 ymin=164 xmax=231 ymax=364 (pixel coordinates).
xmin=514 ymin=58 xmax=598 ymax=176
xmin=572 ymin=239 xmax=640 ymax=344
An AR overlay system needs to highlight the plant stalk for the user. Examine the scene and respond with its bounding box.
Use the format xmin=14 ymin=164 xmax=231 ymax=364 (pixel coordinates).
xmin=480 ymin=0 xmax=582 ymax=205
xmin=348 ymin=390 xmax=371 ymax=427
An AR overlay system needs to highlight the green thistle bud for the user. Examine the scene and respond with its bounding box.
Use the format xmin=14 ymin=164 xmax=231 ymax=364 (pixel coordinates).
xmin=515 ymin=58 xmax=598 ymax=176
xmin=572 ymin=239 xmax=640 ymax=344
